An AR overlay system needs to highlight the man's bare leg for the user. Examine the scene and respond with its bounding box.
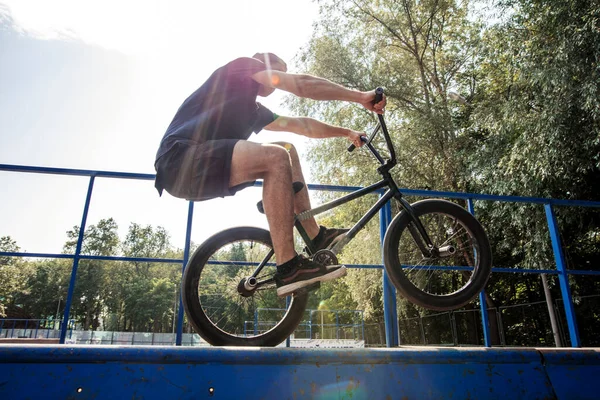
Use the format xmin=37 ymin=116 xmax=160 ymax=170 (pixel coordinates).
xmin=229 ymin=141 xmax=296 ymax=265
xmin=272 ymin=142 xmax=320 ymax=239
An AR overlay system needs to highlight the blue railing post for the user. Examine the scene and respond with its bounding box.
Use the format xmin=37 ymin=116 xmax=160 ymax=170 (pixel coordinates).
xmin=309 ymin=310 xmax=313 ymax=339
xmin=286 ymin=296 xmax=291 ymax=347
xmin=381 ymin=200 xmax=399 ymax=347
xmin=544 ymin=204 xmax=581 ymax=347
xmin=176 ymin=201 xmax=195 ymax=346
xmin=254 ymin=309 xmax=258 ymax=336
xmin=361 ymin=310 xmax=365 ymax=343
xmin=60 ymin=175 xmax=95 ymax=344
xmin=467 ymin=199 xmax=492 ymax=347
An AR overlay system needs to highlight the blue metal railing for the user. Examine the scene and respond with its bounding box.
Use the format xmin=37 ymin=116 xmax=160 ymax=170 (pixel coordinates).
xmin=1 ymin=163 xmax=599 ymax=347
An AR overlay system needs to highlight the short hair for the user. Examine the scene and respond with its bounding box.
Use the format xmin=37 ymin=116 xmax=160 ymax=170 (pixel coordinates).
xmin=252 ymin=52 xmax=287 ymax=71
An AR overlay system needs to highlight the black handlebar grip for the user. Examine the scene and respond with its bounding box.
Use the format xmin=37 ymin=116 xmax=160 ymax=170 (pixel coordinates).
xmin=374 ymin=87 xmax=384 ymax=104
xmin=348 ymin=135 xmax=368 ymax=153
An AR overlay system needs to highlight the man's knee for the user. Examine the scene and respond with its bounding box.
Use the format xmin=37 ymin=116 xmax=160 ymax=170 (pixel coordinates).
xmin=263 ymin=144 xmax=293 ymax=171
xmin=272 ymin=141 xmax=299 ymax=162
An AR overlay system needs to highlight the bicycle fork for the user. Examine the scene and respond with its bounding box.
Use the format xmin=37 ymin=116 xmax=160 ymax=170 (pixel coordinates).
xmin=395 ymin=196 xmax=435 ymax=256
xmin=395 ymin=195 xmax=457 ymax=258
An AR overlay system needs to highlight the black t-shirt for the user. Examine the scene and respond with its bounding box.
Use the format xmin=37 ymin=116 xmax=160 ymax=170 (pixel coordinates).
xmin=155 ymin=57 xmax=277 ymax=162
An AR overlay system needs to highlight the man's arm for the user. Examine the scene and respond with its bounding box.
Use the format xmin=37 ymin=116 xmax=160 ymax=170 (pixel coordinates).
xmin=251 ymin=70 xmax=386 ymax=114
xmin=264 ymin=116 xmax=366 ymax=148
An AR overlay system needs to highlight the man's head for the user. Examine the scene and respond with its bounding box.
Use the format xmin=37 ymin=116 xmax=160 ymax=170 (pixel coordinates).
xmin=252 ymin=52 xmax=287 ymax=97
xmin=253 ymin=52 xmax=287 ymax=72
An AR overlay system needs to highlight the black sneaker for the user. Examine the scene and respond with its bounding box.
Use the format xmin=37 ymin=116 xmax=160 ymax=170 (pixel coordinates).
xmin=311 ymin=226 xmax=350 ymax=251
xmin=275 ymin=255 xmax=347 ymax=297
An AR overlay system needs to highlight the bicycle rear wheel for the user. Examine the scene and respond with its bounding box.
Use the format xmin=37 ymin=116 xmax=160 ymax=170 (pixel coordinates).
xmin=182 ymin=227 xmax=307 ymax=346
xmin=383 ymin=199 xmax=492 ymax=311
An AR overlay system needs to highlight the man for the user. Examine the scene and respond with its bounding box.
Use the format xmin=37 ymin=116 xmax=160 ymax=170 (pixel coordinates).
xmin=155 ymin=53 xmax=386 ymax=297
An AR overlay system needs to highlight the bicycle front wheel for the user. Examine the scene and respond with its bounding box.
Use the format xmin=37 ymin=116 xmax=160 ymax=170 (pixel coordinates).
xmin=383 ymin=199 xmax=492 ymax=311
xmin=182 ymin=227 xmax=307 ymax=346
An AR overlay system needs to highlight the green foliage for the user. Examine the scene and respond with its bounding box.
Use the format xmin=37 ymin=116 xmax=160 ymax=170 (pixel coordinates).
xmin=1 ymin=220 xmax=183 ymax=333
xmin=122 ymin=278 xmax=176 ymax=332
xmin=64 ymin=218 xmax=119 ymax=256
xmin=462 ymin=0 xmax=600 ymax=331
xmin=17 ymin=259 xmax=69 ymax=322
xmin=0 ymin=236 xmax=32 ymax=317
xmin=286 ymin=0 xmax=600 ymax=344
xmin=288 ymin=0 xmax=488 ymax=327
xmin=290 ymin=0 xmax=484 ymax=193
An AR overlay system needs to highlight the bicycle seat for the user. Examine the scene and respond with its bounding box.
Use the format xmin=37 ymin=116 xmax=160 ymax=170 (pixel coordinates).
xmin=256 ymin=181 xmax=304 ymax=214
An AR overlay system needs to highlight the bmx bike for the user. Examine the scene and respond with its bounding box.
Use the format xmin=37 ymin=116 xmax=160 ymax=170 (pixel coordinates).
xmin=182 ymin=88 xmax=492 ymax=346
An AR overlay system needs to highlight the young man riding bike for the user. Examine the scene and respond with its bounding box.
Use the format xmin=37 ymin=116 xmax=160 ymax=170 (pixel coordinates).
xmin=154 ymin=52 xmax=386 ymax=297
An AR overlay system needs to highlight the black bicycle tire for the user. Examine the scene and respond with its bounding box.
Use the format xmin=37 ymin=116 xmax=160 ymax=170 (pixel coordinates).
xmin=383 ymin=199 xmax=492 ymax=311
xmin=181 ymin=227 xmax=308 ymax=346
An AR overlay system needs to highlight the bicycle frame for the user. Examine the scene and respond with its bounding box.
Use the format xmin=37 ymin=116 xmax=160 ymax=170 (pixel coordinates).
xmin=298 ymin=109 xmax=435 ymax=256
xmin=250 ymin=97 xmax=437 ymax=285
xmin=297 ymin=179 xmax=395 ymax=254
xmin=249 ymin=180 xmax=400 ymax=287
xmin=295 ymin=173 xmax=433 ymax=258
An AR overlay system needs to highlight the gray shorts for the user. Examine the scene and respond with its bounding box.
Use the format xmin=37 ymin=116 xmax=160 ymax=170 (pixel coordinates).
xmin=155 ymin=139 xmax=254 ymax=201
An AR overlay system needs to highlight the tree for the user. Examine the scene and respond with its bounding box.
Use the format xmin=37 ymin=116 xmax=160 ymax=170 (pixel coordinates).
xmin=117 ymin=223 xmax=177 ymax=332
xmin=63 ymin=218 xmax=119 ymax=330
xmin=122 ymin=223 xmax=172 ymax=276
xmin=462 ymin=0 xmax=600 ymax=345
xmin=0 ymin=236 xmax=32 ymax=317
xmin=287 ymin=0 xmax=485 ymax=339
xmin=288 ymin=0 xmax=600 ymax=346
xmin=17 ymin=259 xmax=70 ymax=323
xmin=291 ymin=0 xmax=483 ymax=193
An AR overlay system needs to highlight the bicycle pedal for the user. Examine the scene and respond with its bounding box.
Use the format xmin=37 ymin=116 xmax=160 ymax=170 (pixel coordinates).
xmin=293 ymin=282 xmax=321 ymax=296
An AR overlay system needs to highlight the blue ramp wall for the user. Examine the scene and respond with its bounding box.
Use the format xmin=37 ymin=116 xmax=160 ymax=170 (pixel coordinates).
xmin=1 ymin=345 xmax=599 ymax=399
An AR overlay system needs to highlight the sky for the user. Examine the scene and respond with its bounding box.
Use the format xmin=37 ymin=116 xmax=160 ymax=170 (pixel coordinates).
xmin=0 ymin=0 xmax=322 ymax=254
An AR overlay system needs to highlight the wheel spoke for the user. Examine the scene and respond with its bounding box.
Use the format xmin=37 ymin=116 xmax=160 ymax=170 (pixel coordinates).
xmin=396 ymin=210 xmax=480 ymax=298
xmin=189 ymin=235 xmax=293 ymax=340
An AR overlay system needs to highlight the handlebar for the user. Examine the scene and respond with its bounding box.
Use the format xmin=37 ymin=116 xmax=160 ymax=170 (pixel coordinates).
xmin=347 ymin=135 xmax=368 ymax=153
xmin=347 ymin=88 xmax=385 ymax=153
xmin=347 ymin=88 xmax=397 ymax=172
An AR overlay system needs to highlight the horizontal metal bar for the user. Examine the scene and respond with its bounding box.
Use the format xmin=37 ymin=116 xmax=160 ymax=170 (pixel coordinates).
xmin=0 ymin=252 xmax=75 ymax=260
xmin=79 ymin=255 xmax=183 ymax=264
xmin=0 ymin=252 xmax=182 ymax=264
xmin=2 ymin=251 xmax=599 ymax=276
xmin=206 ymin=260 xmax=272 ymax=267
xmin=258 ymin=308 xmax=365 ymax=313
xmin=399 ymin=188 xmax=600 ymax=208
xmin=255 ymin=177 xmax=600 ymax=207
xmin=256 ymin=178 xmax=600 ymax=207
xmin=492 ymin=267 xmax=558 ymax=274
xmin=563 ymin=269 xmax=600 ymax=276
xmin=0 ymin=164 xmax=155 ymax=181
xmin=0 ymin=318 xmax=50 ymax=322
xmin=3 ymin=163 xmax=600 ymax=207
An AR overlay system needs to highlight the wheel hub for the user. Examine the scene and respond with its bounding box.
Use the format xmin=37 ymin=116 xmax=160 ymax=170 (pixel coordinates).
xmin=429 ymin=245 xmax=456 ymax=258
xmin=237 ymin=276 xmax=257 ymax=297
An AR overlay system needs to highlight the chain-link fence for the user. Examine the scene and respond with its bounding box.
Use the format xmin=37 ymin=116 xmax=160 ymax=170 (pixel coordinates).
xmin=392 ymin=294 xmax=600 ymax=347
